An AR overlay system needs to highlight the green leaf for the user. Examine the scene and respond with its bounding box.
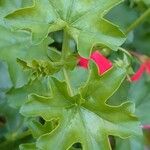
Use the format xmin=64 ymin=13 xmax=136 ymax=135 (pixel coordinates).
xmin=7 ymin=77 xmax=51 ymax=108
xmin=53 ymin=67 xmax=89 ymax=95
xmin=48 ymin=47 xmax=77 ymax=69
xmin=0 ymin=102 xmax=27 ymax=145
xmin=106 ymin=2 xmax=138 ymax=31
xmin=5 ymin=0 xmax=125 ymax=57
xmin=109 ymin=75 xmax=150 ymax=125
xmin=115 ymin=137 xmax=145 ymax=150
xmin=107 ymin=76 xmax=150 ymax=149
xmin=16 ymin=59 xmax=63 ymax=79
xmin=133 ymin=0 xmax=150 ymax=7
xmin=28 ymin=120 xmax=56 ymax=138
xmin=129 ymin=75 xmax=150 ymax=125
xmin=0 ymin=24 xmax=51 ymax=88
xmin=47 ymin=47 xmax=61 ymax=62
xmin=0 ymin=61 xmax=12 ymax=92
xmin=0 ymin=0 xmax=33 ymax=20
xmin=19 ymin=143 xmax=36 ymax=150
xmin=0 ymin=60 xmax=12 ymax=115
xmin=0 ymin=106 xmax=23 ymax=135
xmin=81 ymin=64 xmax=127 ymax=103
xmin=132 ymin=22 xmax=150 ymax=55
xmin=20 ymin=66 xmax=141 ymax=150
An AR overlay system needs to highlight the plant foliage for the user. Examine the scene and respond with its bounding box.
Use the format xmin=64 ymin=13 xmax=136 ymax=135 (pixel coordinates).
xmin=0 ymin=0 xmax=150 ymax=150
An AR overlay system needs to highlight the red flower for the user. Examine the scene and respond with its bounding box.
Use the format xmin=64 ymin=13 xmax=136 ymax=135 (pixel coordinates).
xmin=78 ymin=51 xmax=113 ymax=75
xmin=78 ymin=57 xmax=89 ymax=68
xmin=142 ymin=125 xmax=150 ymax=130
xmin=131 ymin=60 xmax=150 ymax=82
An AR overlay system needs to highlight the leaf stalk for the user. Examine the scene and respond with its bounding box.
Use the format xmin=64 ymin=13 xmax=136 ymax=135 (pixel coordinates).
xmin=61 ymin=30 xmax=74 ymax=96
xmin=126 ymin=8 xmax=150 ymax=34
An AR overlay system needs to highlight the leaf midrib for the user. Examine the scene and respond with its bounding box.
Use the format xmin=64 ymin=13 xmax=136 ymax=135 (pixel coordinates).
xmin=49 ymin=0 xmax=119 ymax=27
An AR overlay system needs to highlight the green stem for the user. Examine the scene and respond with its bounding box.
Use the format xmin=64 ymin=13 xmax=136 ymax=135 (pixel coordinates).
xmin=61 ymin=31 xmax=73 ymax=96
xmin=63 ymin=68 xmax=73 ymax=96
xmin=126 ymin=8 xmax=150 ymax=34
xmin=118 ymin=47 xmax=132 ymax=57
xmin=61 ymin=31 xmax=69 ymax=60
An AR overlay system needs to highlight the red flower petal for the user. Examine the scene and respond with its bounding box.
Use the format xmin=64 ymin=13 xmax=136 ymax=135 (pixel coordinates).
xmin=78 ymin=57 xmax=89 ymax=68
xmin=131 ymin=63 xmax=146 ymax=82
xmin=78 ymin=51 xmax=112 ymax=75
xmin=142 ymin=125 xmax=150 ymax=130
xmin=90 ymin=51 xmax=112 ymax=74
